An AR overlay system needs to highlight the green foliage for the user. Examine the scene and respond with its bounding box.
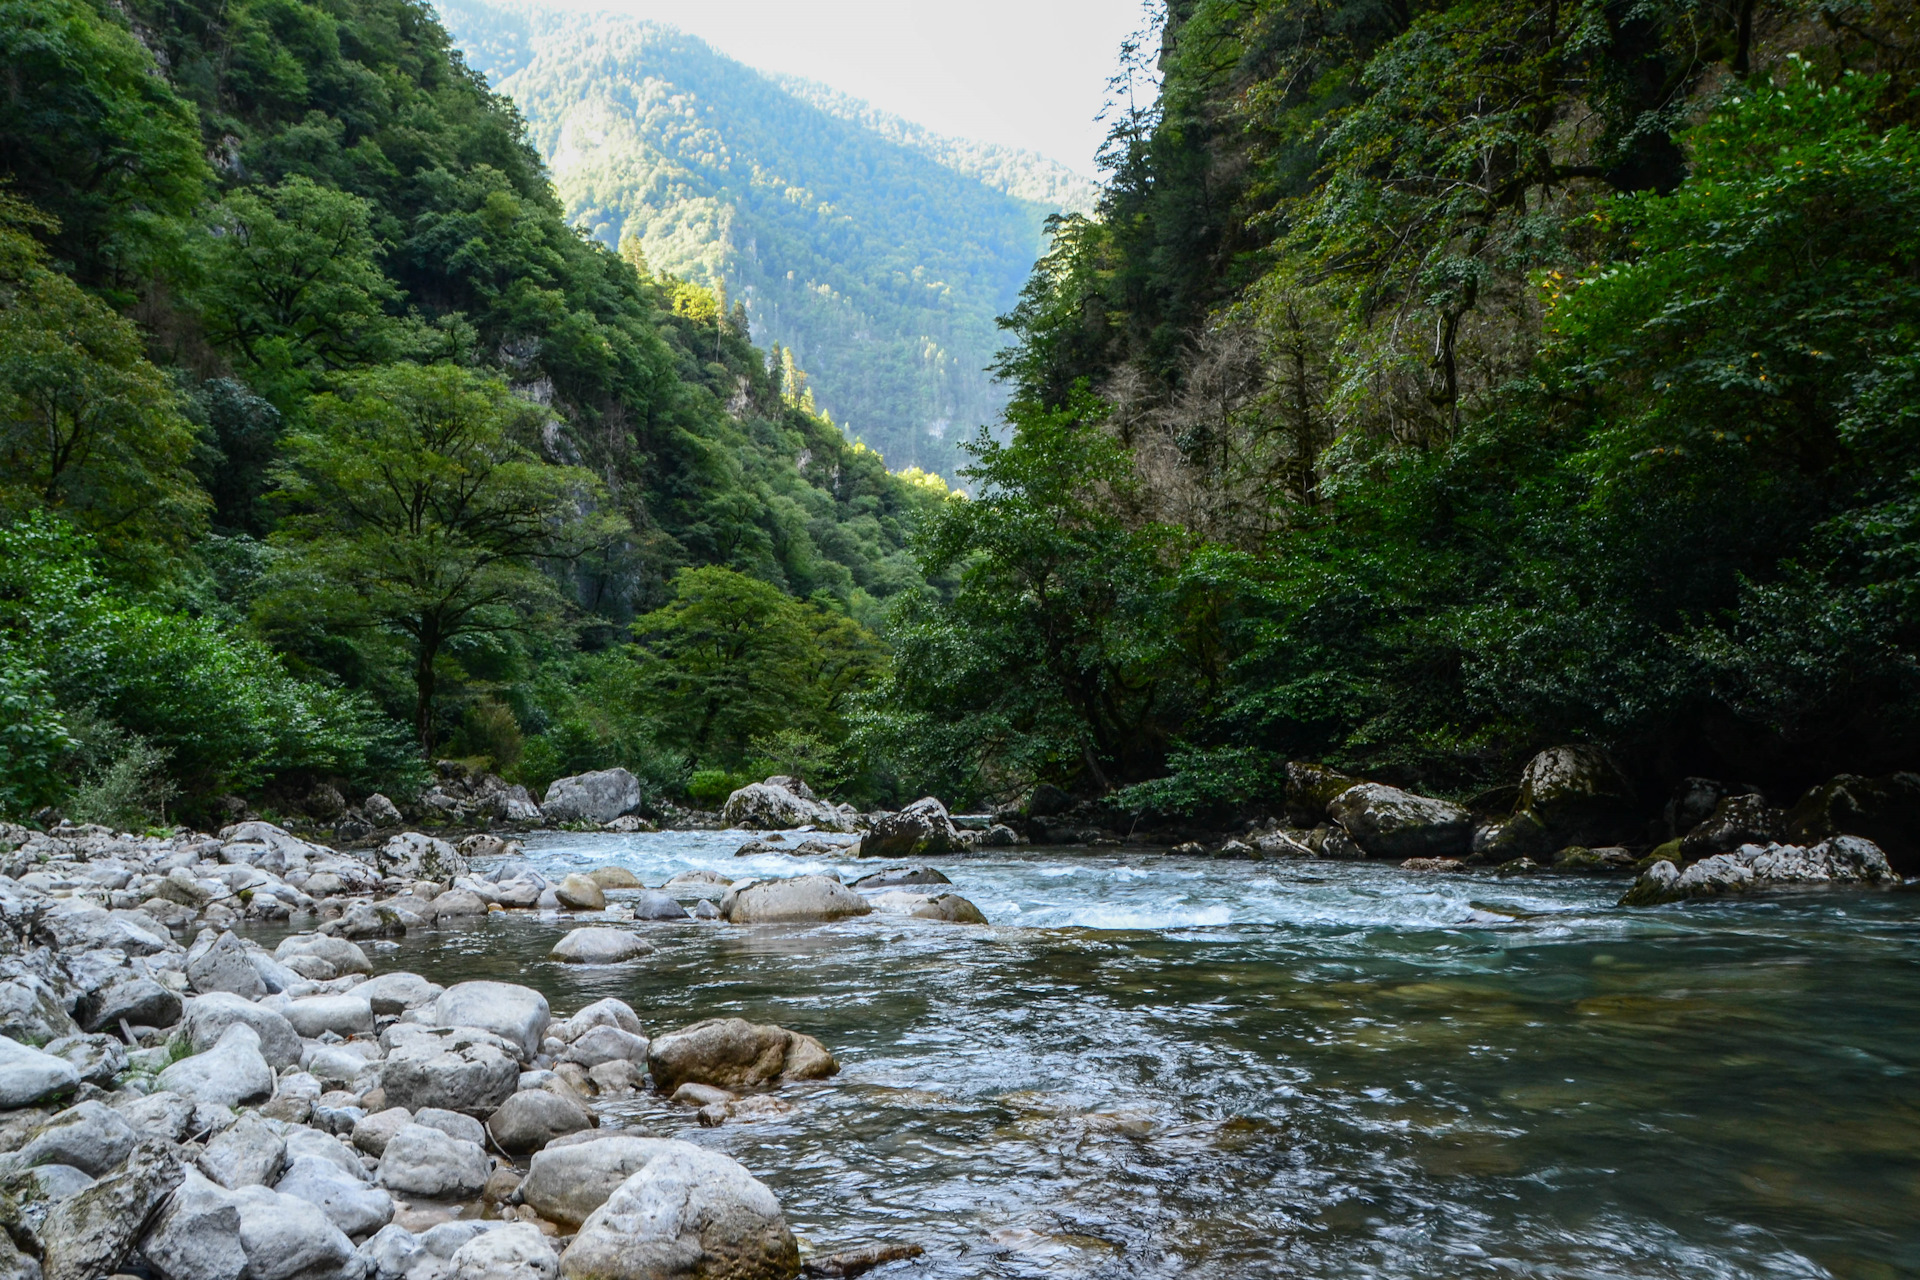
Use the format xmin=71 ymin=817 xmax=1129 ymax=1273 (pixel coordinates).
xmin=904 ymin=7 xmax=1920 ymax=804
xmin=60 ymin=710 xmax=178 ymax=831
xmin=0 ymin=0 xmax=209 ymax=289
xmin=631 ymin=565 xmax=887 ymax=778
xmin=684 ymin=768 xmax=741 ymax=808
xmin=0 ymin=0 xmax=943 ymax=820
xmin=264 ymin=363 xmax=621 ymax=752
xmin=0 ymin=514 xmax=399 ymax=818
xmin=874 ymin=389 xmax=1212 ymax=803
xmin=194 ymin=177 xmax=419 ymax=410
xmin=0 ymin=199 xmax=207 ymax=581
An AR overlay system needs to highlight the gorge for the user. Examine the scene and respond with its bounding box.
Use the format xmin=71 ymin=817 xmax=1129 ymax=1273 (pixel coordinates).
xmin=2 ymin=0 xmax=1918 ymax=1274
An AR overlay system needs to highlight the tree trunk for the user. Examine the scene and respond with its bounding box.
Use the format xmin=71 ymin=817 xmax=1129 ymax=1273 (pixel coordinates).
xmin=414 ymin=617 xmax=441 ymax=757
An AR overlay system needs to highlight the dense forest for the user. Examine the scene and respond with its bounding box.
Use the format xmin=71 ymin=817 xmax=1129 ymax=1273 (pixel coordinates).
xmin=435 ymin=0 xmax=1098 ymax=478
xmin=3 ymin=0 xmax=1917 ymax=833
xmin=876 ymin=0 xmax=1920 ymax=816
xmin=0 ymin=0 xmax=948 ymax=826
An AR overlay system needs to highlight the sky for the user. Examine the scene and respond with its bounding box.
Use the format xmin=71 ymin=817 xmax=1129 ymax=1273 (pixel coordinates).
xmin=561 ymin=0 xmax=1154 ymax=175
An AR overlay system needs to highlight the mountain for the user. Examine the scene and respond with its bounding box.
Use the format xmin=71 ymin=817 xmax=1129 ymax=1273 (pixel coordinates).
xmin=434 ymin=0 xmax=1097 ymax=477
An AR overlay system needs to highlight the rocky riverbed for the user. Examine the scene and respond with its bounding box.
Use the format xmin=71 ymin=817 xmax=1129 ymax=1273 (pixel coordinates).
xmin=0 ymin=751 xmax=1918 ymax=1279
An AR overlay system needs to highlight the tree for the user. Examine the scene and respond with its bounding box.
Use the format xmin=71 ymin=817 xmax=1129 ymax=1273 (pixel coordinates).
xmin=266 ymin=363 xmax=621 ymax=753
xmin=631 ymin=566 xmax=887 ymax=770
xmin=0 ymin=197 xmax=207 ymax=581
xmin=195 ymin=177 xmax=416 ymax=410
xmin=0 ymin=0 xmax=208 ymax=289
xmin=631 ymin=566 xmax=819 ymax=764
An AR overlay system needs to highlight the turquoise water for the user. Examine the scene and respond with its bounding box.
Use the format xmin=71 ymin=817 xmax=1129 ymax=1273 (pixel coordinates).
xmin=372 ymin=830 xmax=1920 ymax=1279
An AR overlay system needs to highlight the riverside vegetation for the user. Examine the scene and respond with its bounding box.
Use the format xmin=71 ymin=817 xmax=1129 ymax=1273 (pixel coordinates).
xmin=3 ymin=0 xmax=1920 ymax=1274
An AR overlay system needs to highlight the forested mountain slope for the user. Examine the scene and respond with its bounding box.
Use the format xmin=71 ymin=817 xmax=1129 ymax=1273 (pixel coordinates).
xmin=0 ymin=0 xmax=946 ymax=823
xmin=434 ymin=0 xmax=1097 ymax=476
xmin=878 ymin=0 xmax=1920 ymax=812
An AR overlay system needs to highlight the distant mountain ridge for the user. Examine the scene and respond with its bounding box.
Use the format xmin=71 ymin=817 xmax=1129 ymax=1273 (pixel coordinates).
xmin=435 ymin=0 xmax=1095 ymax=475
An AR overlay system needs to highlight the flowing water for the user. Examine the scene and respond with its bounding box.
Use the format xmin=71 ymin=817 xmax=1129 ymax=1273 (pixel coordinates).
xmin=368 ymin=831 xmax=1920 ymax=1279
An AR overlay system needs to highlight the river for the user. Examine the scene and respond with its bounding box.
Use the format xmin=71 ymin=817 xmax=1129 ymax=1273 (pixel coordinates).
xmin=365 ymin=830 xmax=1920 ymax=1279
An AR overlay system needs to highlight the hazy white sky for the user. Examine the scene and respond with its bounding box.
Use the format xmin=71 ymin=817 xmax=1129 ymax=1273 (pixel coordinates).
xmin=571 ymin=0 xmax=1154 ymax=175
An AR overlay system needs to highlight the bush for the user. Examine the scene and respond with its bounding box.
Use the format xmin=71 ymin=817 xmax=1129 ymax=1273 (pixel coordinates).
xmin=0 ymin=514 xmax=408 ymax=819
xmin=685 ymin=769 xmax=740 ymax=808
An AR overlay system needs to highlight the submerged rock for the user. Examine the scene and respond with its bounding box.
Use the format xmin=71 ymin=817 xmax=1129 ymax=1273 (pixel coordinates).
xmin=1621 ymin=836 xmax=1897 ymax=906
xmin=1552 ymin=846 xmax=1636 ymax=874
xmin=848 ymin=867 xmax=951 ymax=890
xmin=646 ymin=1018 xmax=835 ymax=1094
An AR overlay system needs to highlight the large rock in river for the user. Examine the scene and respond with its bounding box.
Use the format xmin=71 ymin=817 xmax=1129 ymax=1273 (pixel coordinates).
xmin=550 ymin=928 xmax=654 ymax=964
xmin=542 ymin=769 xmax=643 ymax=824
xmin=867 ymin=891 xmax=988 ymax=924
xmin=1472 ymin=745 xmax=1636 ymax=861
xmin=1621 ymin=836 xmax=1897 ymax=906
xmin=721 ymin=779 xmax=851 ymax=831
xmin=1786 ymin=772 xmax=1920 ymax=875
xmin=558 ymin=1144 xmax=799 ymax=1280
xmin=646 ymin=1018 xmax=836 ymax=1094
xmin=720 ymin=876 xmax=871 ymax=925
xmin=1327 ymin=784 xmax=1471 ymax=860
xmin=377 ymin=831 xmax=466 ymax=882
xmin=1284 ymin=762 xmax=1357 ymax=826
xmin=861 ymin=797 xmax=963 ymax=859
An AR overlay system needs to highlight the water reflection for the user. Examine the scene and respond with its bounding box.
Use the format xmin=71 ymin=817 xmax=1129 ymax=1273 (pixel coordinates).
xmin=356 ymin=830 xmax=1920 ymax=1278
